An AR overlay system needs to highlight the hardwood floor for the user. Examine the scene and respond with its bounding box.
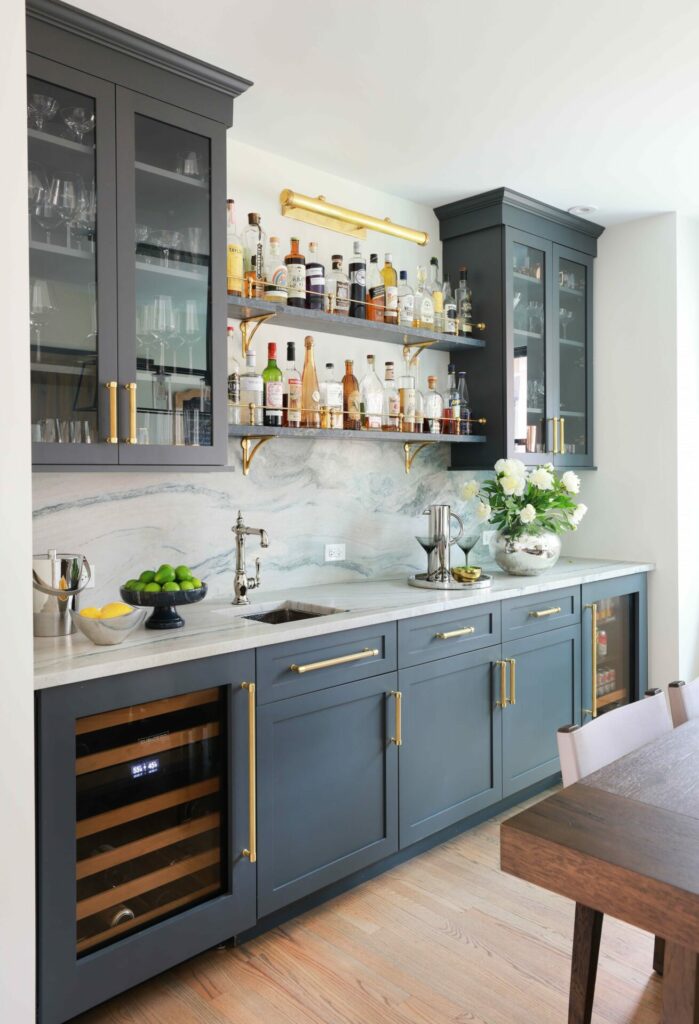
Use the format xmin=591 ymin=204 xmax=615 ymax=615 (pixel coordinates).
xmin=77 ymin=791 xmax=662 ymax=1024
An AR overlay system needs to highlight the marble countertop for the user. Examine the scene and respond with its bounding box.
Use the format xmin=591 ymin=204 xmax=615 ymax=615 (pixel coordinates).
xmin=34 ymin=558 xmax=653 ymax=690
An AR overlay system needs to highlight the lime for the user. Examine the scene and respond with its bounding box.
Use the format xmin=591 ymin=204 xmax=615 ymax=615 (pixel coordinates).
xmin=130 ymin=582 xmax=145 ymax=593
xmin=143 ymin=582 xmax=162 ymax=593
xmin=139 ymin=570 xmax=156 ymax=584
xmin=190 ymin=577 xmax=203 ymax=589
xmin=175 ymin=565 xmax=192 ymax=582
xmin=124 ymin=579 xmax=139 ymax=591
xmin=162 ymin=581 xmax=181 ymax=592
xmin=179 ymin=580 xmax=195 ymax=591
xmin=154 ymin=566 xmax=176 ymax=585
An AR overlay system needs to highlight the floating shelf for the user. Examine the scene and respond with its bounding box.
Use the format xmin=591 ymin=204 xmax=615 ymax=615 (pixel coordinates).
xmin=30 ymin=240 xmax=92 ymax=260
xmin=135 ymin=161 xmax=208 ymax=189
xmin=28 ymin=128 xmax=93 ymax=155
xmin=135 ymin=259 xmax=208 ymax=281
xmin=227 ymin=295 xmax=486 ymax=353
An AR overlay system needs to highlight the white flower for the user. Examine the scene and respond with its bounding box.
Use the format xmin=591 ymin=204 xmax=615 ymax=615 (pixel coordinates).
xmin=462 ymin=480 xmax=480 ymax=500
xmin=495 ymin=458 xmax=526 ymax=479
xmin=494 ymin=458 xmax=508 ymax=475
xmin=529 ymin=466 xmax=554 ymax=491
xmin=500 ymin=474 xmax=523 ymax=497
xmin=519 ymin=503 xmax=537 ymax=525
xmin=569 ymin=502 xmax=588 ymax=526
xmin=543 ymin=462 xmax=554 ymax=472
xmin=475 ymin=501 xmax=491 ymax=523
xmin=561 ymin=471 xmax=581 ymax=495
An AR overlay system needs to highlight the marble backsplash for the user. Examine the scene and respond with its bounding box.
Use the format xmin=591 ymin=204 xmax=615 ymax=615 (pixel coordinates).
xmin=32 ymin=439 xmax=485 ymax=607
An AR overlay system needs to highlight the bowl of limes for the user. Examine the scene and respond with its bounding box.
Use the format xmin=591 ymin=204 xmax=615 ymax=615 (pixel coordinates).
xmin=120 ymin=563 xmax=207 ymax=630
xmin=71 ymin=602 xmax=149 ymax=646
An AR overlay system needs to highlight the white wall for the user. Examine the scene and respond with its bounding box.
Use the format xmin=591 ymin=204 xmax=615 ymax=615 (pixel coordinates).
xmin=0 ymin=2 xmax=35 ymax=1020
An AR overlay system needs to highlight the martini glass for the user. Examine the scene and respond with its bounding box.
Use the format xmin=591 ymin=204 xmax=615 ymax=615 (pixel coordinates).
xmin=456 ymin=533 xmax=481 ymax=568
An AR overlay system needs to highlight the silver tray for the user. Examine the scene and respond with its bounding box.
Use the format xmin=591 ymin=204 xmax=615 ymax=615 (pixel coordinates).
xmin=408 ymin=572 xmax=492 ymax=591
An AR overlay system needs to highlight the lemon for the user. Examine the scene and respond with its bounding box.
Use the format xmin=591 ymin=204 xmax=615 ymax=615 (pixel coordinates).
xmin=139 ymin=570 xmax=156 ymax=584
xmin=162 ymin=581 xmax=181 ymax=592
xmin=143 ymin=582 xmax=161 ymax=593
xmin=175 ymin=565 xmax=192 ymax=582
xmin=80 ymin=607 xmax=101 ymax=619
xmin=154 ymin=565 xmax=176 ymax=585
xmin=100 ymin=602 xmax=134 ymax=619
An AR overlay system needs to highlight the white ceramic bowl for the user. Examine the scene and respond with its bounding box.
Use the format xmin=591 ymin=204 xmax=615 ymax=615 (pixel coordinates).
xmin=70 ymin=607 xmax=149 ymax=646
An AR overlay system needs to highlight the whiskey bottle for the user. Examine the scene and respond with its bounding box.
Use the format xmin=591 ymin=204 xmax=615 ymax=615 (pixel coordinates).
xmin=342 ymin=359 xmax=361 ymax=430
xmin=359 ymin=353 xmax=384 ymax=429
xmin=398 ymin=270 xmax=414 ymax=327
xmin=239 ymin=350 xmax=263 ymax=426
xmin=443 ymin=275 xmax=457 ymax=335
xmin=430 ymin=257 xmax=444 ymax=332
xmin=262 ymin=342 xmax=283 ymax=427
xmin=366 ymin=255 xmax=385 ymax=322
xmin=265 ymin=237 xmax=288 ymax=303
xmin=457 ymin=370 xmax=471 ymax=435
xmin=399 ymin=360 xmax=416 ymax=432
xmin=301 ymin=335 xmax=320 ymax=427
xmin=382 ymin=361 xmax=400 ymax=431
xmin=305 ymin=242 xmax=325 ymax=311
xmin=349 ymin=241 xmax=366 ymax=319
xmin=285 ymin=237 xmax=306 ymax=308
xmin=413 ymin=266 xmax=434 ymax=330
xmin=283 ymin=341 xmax=301 ymax=428
xmin=424 ymin=376 xmax=444 ymax=434
xmin=226 ymin=325 xmax=240 ymax=425
xmin=325 ymin=255 xmax=350 ymax=315
xmin=243 ymin=212 xmax=265 ymax=296
xmin=443 ymin=363 xmax=460 ymax=435
xmin=226 ymin=199 xmax=244 ymax=297
xmin=381 ymin=253 xmax=398 ymax=324
xmin=320 ymin=363 xmax=344 ymax=429
xmin=455 ymin=266 xmax=473 ymax=336
xmin=412 ymin=356 xmax=425 ymax=433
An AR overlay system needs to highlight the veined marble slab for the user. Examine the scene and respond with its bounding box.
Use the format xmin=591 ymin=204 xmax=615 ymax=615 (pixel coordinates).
xmin=34 ymin=558 xmax=653 ymax=690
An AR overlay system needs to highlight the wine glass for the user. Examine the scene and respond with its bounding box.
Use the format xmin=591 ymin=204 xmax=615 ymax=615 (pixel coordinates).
xmin=27 ymin=93 xmax=58 ymax=131
xmin=50 ymin=173 xmax=82 ymax=248
xmin=33 ymin=180 xmax=61 ymax=245
xmin=30 ymin=278 xmax=57 ymax=362
xmin=559 ymin=308 xmax=574 ymax=339
xmin=175 ymin=299 xmax=202 ymax=373
xmin=60 ymin=106 xmax=95 ymax=145
xmin=151 ymin=295 xmax=176 ymax=371
xmin=151 ymin=229 xmax=183 ymax=268
xmin=72 ymin=179 xmax=96 ymax=251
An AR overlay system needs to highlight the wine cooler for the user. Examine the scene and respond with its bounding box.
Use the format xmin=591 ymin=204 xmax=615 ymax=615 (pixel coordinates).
xmin=37 ymin=654 xmax=256 ymax=1024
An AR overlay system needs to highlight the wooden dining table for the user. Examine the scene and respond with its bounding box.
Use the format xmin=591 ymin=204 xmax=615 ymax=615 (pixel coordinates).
xmin=501 ymin=718 xmax=699 ymax=1023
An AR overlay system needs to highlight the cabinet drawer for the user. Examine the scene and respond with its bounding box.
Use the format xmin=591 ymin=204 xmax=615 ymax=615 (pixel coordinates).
xmin=502 ymin=586 xmax=580 ymax=640
xmin=398 ymin=602 xmax=500 ymax=668
xmin=256 ymin=623 xmax=397 ymax=703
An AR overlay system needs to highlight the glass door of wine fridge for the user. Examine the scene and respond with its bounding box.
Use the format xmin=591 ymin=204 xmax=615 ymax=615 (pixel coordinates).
xmin=581 ymin=574 xmax=648 ymax=723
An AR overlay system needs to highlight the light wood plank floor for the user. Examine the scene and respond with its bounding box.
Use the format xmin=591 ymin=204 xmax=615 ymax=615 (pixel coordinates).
xmin=77 ymin=792 xmax=661 ymax=1024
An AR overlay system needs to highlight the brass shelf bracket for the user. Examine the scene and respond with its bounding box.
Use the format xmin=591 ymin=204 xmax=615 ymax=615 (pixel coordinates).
xmin=241 ymin=435 xmax=274 ymax=476
xmin=402 ymin=339 xmax=436 ymax=366
xmin=240 ymin=312 xmax=276 ymax=357
xmin=403 ymin=440 xmax=437 ymax=474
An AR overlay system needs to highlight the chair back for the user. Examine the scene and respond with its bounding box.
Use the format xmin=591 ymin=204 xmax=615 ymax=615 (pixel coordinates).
xmin=557 ymin=690 xmax=672 ymax=787
xmin=668 ymin=679 xmax=699 ymax=727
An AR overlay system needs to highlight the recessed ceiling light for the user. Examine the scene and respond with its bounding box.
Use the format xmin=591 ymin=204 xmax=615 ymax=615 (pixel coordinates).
xmin=568 ymin=205 xmax=598 ymax=216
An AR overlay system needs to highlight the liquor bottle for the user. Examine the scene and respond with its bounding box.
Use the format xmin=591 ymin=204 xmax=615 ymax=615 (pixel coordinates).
xmin=349 ymin=241 xmax=366 ymax=319
xmin=443 ymin=275 xmax=457 ymax=335
xmin=359 ymin=354 xmax=384 ymax=429
xmin=429 ymin=257 xmax=444 ymax=332
xmin=455 ymin=266 xmax=473 ymax=336
xmin=305 ymin=242 xmax=325 ymax=311
xmin=226 ymin=199 xmax=244 ymax=297
xmin=413 ymin=266 xmax=434 ymax=330
xmin=443 ymin=363 xmax=460 ymax=435
xmin=262 ymin=342 xmax=283 ymax=427
xmin=398 ymin=270 xmax=415 ymax=327
xmin=457 ymin=370 xmax=471 ymax=435
xmin=325 ymin=255 xmax=350 ymax=315
xmin=226 ymin=325 xmax=240 ymax=425
xmin=239 ymin=349 xmax=263 ymax=426
xmin=283 ymin=341 xmax=301 ymax=428
xmin=265 ymin=237 xmax=288 ymax=303
xmin=244 ymin=255 xmax=263 ymax=299
xmin=243 ymin=213 xmax=266 ymax=295
xmin=412 ymin=356 xmax=424 ymax=433
xmin=381 ymin=253 xmax=398 ymax=325
xmin=342 ymin=359 xmax=361 ymax=430
xmin=285 ymin=237 xmax=306 ymax=308
xmin=382 ymin=361 xmax=400 ymax=431
xmin=399 ymin=359 xmax=416 ymax=432
xmin=301 ymin=335 xmax=320 ymax=427
xmin=366 ymin=255 xmax=385 ymax=322
xmin=424 ymin=376 xmax=444 ymax=434
xmin=320 ymin=363 xmax=344 ymax=429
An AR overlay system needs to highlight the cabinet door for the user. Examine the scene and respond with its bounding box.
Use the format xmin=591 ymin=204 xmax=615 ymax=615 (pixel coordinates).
xmin=28 ymin=54 xmax=118 ymax=466
xmin=552 ymin=244 xmax=594 ymax=467
xmin=505 ymin=228 xmax=555 ymax=463
xmin=399 ymin=646 xmax=503 ymax=849
xmin=37 ymin=655 xmax=255 ymax=1024
xmin=257 ymin=673 xmax=398 ymax=916
xmin=581 ymin=573 xmax=648 ymax=723
xmin=115 ymin=88 xmax=227 ymax=465
xmin=501 ymin=625 xmax=581 ymax=798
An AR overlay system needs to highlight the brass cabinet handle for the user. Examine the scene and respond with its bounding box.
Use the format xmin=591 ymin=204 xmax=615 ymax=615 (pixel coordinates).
xmin=435 ymin=626 xmax=476 ymax=640
xmin=123 ymin=382 xmax=137 ymax=444
xmin=389 ymin=690 xmax=402 ymax=746
xmin=105 ymin=381 xmax=118 ymax=444
xmin=495 ymin=660 xmax=508 ymax=709
xmin=552 ymin=416 xmax=560 ymax=454
xmin=583 ymin=603 xmax=598 ymax=719
xmin=560 ymin=417 xmax=565 ymax=452
xmin=241 ymin=682 xmax=257 ymax=863
xmin=507 ymin=658 xmax=516 ymax=705
xmin=529 ymin=606 xmax=562 ymax=619
xmin=290 ymin=648 xmax=379 ymax=674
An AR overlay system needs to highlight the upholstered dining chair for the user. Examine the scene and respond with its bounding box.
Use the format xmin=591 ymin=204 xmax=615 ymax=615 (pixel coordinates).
xmin=668 ymin=678 xmax=699 ymax=727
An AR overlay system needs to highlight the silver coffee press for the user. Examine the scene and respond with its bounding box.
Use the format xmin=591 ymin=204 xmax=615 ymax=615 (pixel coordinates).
xmin=421 ymin=504 xmax=464 ymax=581
xmin=32 ymin=549 xmax=91 ymax=637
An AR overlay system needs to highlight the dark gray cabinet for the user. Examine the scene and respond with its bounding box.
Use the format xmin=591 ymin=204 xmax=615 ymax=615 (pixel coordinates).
xmin=256 ymin=673 xmax=399 ymax=916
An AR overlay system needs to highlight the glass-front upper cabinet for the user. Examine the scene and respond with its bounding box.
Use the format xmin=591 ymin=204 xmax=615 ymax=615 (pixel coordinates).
xmin=553 ymin=245 xmax=594 ymax=467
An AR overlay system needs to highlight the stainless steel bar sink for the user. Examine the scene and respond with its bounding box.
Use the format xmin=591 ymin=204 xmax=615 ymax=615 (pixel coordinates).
xmin=242 ymin=601 xmax=346 ymax=625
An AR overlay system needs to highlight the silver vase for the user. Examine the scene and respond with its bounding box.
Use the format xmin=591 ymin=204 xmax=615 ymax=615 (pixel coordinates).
xmin=490 ymin=529 xmax=561 ymax=576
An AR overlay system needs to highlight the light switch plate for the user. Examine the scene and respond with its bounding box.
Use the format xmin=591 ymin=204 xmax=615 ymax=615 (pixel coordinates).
xmin=324 ymin=544 xmax=346 ymax=562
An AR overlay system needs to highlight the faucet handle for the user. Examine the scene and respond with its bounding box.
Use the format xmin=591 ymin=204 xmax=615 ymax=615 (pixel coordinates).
xmin=254 ymin=556 xmax=261 ymax=588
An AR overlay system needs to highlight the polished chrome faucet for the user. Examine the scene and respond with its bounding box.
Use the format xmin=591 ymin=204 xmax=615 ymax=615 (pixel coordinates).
xmin=233 ymin=510 xmax=269 ymax=605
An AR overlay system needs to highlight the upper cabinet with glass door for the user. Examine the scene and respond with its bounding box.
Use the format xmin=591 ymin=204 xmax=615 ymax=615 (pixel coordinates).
xmin=26 ymin=0 xmax=251 ymax=468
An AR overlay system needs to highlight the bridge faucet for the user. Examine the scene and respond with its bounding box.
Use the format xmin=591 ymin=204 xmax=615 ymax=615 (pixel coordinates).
xmin=233 ymin=510 xmax=269 ymax=605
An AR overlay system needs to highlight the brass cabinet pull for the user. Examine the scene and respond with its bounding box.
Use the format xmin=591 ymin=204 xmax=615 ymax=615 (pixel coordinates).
xmin=507 ymin=658 xmax=516 ymax=705
xmin=241 ymin=682 xmax=257 ymax=863
xmin=552 ymin=417 xmax=560 ymax=454
xmin=495 ymin=660 xmax=508 ymax=709
xmin=389 ymin=690 xmax=402 ymax=746
xmin=105 ymin=381 xmax=118 ymax=444
xmin=435 ymin=626 xmax=476 ymax=640
xmin=560 ymin=417 xmax=565 ymax=452
xmin=290 ymin=648 xmax=379 ymax=674
xmin=583 ymin=603 xmax=598 ymax=719
xmin=123 ymin=382 xmax=137 ymax=444
xmin=529 ymin=606 xmax=562 ymax=619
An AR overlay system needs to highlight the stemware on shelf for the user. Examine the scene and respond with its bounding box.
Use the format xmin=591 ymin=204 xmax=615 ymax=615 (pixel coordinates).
xmin=27 ymin=92 xmax=59 ymax=131
xmin=51 ymin=173 xmax=83 ymax=248
xmin=150 ymin=229 xmax=183 ymax=268
xmin=151 ymin=294 xmax=176 ymax=371
xmin=176 ymin=150 xmax=201 ymax=178
xmin=60 ymin=106 xmax=95 ymax=144
xmin=72 ymin=179 xmax=96 ymax=251
xmin=33 ymin=178 xmax=61 ymax=244
xmin=175 ymin=299 xmax=201 ymax=373
xmin=27 ymin=161 xmax=47 ymax=218
xmin=559 ymin=307 xmax=574 ymax=339
xmin=30 ymin=278 xmax=57 ymax=361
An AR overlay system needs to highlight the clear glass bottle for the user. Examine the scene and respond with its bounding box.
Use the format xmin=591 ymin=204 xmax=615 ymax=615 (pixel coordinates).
xmin=412 ymin=356 xmax=424 ymax=433
xmin=399 ymin=358 xmax=416 ymax=433
xmin=305 ymin=241 xmax=325 ymax=311
xmin=360 ymin=353 xmax=384 ymax=429
xmin=443 ymin=274 xmax=457 ymax=335
xmin=226 ymin=199 xmax=244 ymax=297
xmin=455 ymin=266 xmax=473 ymax=336
xmin=320 ymin=363 xmax=344 ymax=429
xmin=239 ymin=349 xmax=263 ymax=426
xmin=262 ymin=342 xmax=283 ymax=427
xmin=342 ymin=359 xmax=361 ymax=430
xmin=226 ymin=325 xmax=240 ymax=425
xmin=398 ymin=270 xmax=414 ymax=327
xmin=382 ymin=361 xmax=400 ymax=431
xmin=381 ymin=253 xmax=398 ymax=325
xmin=283 ymin=341 xmax=301 ymax=428
xmin=457 ymin=370 xmax=471 ymax=435
xmin=443 ymin=362 xmax=460 ymax=435
xmin=413 ymin=266 xmax=434 ymax=330
xmin=429 ymin=257 xmax=444 ymax=332
xmin=424 ymin=375 xmax=444 ymax=434
xmin=348 ymin=241 xmax=366 ymax=319
xmin=366 ymin=254 xmax=385 ymax=322
xmin=325 ymin=254 xmax=350 ymax=315
xmin=265 ymin=237 xmax=288 ymax=303
xmin=285 ymin=237 xmax=306 ymax=308
xmin=301 ymin=334 xmax=320 ymax=427
xmin=243 ymin=212 xmax=266 ymax=295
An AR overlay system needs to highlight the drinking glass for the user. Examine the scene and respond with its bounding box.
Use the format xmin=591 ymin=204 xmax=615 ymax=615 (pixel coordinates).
xmin=150 ymin=229 xmax=183 ymax=268
xmin=183 ymin=226 xmax=206 ymax=266
xmin=40 ymin=418 xmax=58 ymax=443
xmin=176 ymin=150 xmax=201 ymax=178
xmin=456 ymin=533 xmax=481 ymax=568
xmin=60 ymin=106 xmax=95 ymax=144
xmin=30 ymin=278 xmax=57 ymax=360
xmin=28 ymin=162 xmax=47 ymax=214
xmin=175 ymin=299 xmax=201 ymax=373
xmin=151 ymin=295 xmax=176 ymax=370
xmin=72 ymin=180 xmax=96 ymax=251
xmin=33 ymin=180 xmax=61 ymax=244
xmin=50 ymin=173 xmax=82 ymax=247
xmin=27 ymin=93 xmax=58 ymax=131
xmin=559 ymin=308 xmax=574 ymax=339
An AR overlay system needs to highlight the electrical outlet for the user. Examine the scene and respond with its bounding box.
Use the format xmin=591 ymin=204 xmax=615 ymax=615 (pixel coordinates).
xmin=324 ymin=543 xmax=346 ymax=563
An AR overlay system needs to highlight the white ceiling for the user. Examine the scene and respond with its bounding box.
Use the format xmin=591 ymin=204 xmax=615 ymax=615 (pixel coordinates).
xmin=71 ymin=0 xmax=699 ymax=225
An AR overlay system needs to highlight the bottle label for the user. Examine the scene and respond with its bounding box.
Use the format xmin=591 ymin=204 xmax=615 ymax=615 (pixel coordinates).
xmin=265 ymin=381 xmax=283 ymax=409
xmin=228 ymin=372 xmax=240 ymax=404
xmin=348 ymin=390 xmax=361 ymax=420
xmin=320 ymin=382 xmax=344 ymax=408
xmin=266 ymin=264 xmax=288 ymax=296
xmin=388 ymin=395 xmax=400 ymax=417
xmin=227 ymin=243 xmax=244 ymax=293
xmin=432 ymin=291 xmax=444 ymax=314
xmin=365 ymin=391 xmax=383 ymax=429
xmin=287 ymin=379 xmax=302 ymax=425
xmin=399 ymin=293 xmax=415 ymax=325
xmin=385 ymin=286 xmax=398 ymax=311
xmin=445 ymin=302 xmax=457 ymax=334
xmin=287 ymin=263 xmax=306 ymax=299
xmin=335 ymin=281 xmax=350 ymax=312
xmin=350 ymin=268 xmax=366 ymax=288
xmin=418 ymin=296 xmax=434 ymax=325
xmin=459 ymin=298 xmax=473 ymax=333
xmin=400 ymin=387 xmax=416 ymax=426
